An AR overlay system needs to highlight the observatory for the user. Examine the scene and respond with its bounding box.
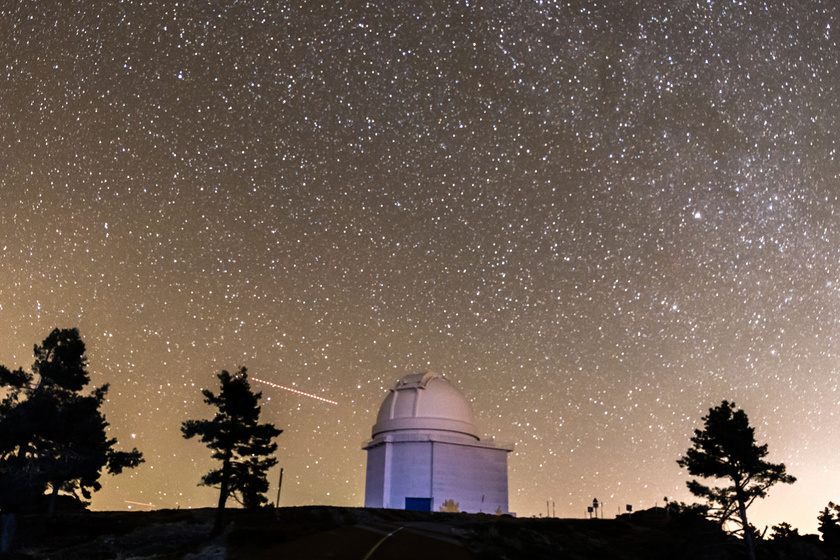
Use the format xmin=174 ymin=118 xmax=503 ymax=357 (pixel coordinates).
xmin=363 ymin=372 xmax=512 ymax=514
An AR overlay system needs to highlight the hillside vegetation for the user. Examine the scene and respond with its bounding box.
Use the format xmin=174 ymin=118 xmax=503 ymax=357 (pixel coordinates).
xmin=0 ymin=506 xmax=830 ymax=560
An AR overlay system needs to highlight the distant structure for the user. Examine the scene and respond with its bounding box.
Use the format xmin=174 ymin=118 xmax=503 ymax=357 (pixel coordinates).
xmin=363 ymin=372 xmax=512 ymax=514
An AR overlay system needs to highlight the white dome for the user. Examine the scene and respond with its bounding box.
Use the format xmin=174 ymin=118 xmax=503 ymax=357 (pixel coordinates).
xmin=371 ymin=372 xmax=479 ymax=440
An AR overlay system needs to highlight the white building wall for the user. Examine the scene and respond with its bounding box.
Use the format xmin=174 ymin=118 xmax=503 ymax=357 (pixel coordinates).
xmin=387 ymin=441 xmax=432 ymax=509
xmin=364 ymin=444 xmax=387 ymax=508
xmin=432 ymin=442 xmax=509 ymax=514
xmin=364 ymin=439 xmax=510 ymax=514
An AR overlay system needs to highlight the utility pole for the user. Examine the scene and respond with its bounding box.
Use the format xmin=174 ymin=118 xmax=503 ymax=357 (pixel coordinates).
xmin=275 ymin=467 xmax=284 ymax=508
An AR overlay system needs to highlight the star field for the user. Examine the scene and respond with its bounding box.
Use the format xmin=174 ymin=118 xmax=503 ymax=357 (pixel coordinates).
xmin=2 ymin=0 xmax=840 ymax=532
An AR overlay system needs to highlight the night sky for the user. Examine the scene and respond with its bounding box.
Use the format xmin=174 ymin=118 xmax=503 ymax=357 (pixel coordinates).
xmin=2 ymin=0 xmax=839 ymax=533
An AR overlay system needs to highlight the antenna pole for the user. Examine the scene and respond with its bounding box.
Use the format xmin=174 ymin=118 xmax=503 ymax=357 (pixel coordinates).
xmin=275 ymin=467 xmax=284 ymax=507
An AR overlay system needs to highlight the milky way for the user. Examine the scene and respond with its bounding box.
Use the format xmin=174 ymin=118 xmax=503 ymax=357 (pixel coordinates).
xmin=2 ymin=1 xmax=839 ymax=532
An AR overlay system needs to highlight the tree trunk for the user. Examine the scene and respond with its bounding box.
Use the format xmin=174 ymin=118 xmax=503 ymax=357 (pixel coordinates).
xmin=212 ymin=450 xmax=233 ymax=536
xmin=736 ymin=491 xmax=756 ymax=560
xmin=47 ymin=482 xmax=61 ymax=518
xmin=1 ymin=513 xmax=16 ymax=553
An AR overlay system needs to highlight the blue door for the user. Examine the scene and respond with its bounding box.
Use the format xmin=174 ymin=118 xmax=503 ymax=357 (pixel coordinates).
xmin=405 ymin=497 xmax=432 ymax=511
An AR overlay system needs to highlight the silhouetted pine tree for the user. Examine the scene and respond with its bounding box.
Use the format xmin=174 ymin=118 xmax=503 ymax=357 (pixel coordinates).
xmin=818 ymin=502 xmax=840 ymax=548
xmin=182 ymin=367 xmax=282 ymax=535
xmin=0 ymin=329 xmax=144 ymax=551
xmin=678 ymin=400 xmax=795 ymax=560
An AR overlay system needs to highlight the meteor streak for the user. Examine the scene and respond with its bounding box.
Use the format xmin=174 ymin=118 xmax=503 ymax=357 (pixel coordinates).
xmin=124 ymin=500 xmax=156 ymax=509
xmin=252 ymin=377 xmax=338 ymax=405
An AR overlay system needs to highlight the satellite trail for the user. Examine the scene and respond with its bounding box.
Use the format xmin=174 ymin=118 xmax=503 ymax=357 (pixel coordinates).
xmin=124 ymin=500 xmax=156 ymax=509
xmin=252 ymin=377 xmax=338 ymax=405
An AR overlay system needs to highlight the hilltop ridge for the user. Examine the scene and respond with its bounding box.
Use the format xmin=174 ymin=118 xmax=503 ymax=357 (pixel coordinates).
xmin=1 ymin=505 xmax=829 ymax=559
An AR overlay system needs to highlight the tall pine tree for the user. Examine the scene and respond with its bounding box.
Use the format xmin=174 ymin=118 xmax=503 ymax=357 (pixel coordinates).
xmin=0 ymin=328 xmax=143 ymax=549
xmin=0 ymin=329 xmax=143 ymax=514
xmin=678 ymin=401 xmax=795 ymax=560
xmin=817 ymin=502 xmax=840 ymax=548
xmin=182 ymin=367 xmax=282 ymax=534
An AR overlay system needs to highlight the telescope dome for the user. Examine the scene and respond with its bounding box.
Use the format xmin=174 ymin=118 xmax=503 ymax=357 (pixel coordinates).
xmin=371 ymin=372 xmax=479 ymax=440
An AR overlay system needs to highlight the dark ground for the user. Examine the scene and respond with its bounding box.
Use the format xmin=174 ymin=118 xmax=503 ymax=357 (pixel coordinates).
xmin=0 ymin=506 xmax=833 ymax=560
